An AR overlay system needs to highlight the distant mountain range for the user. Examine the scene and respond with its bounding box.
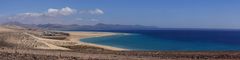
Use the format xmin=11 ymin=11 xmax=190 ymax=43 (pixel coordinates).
xmin=1 ymin=22 xmax=160 ymax=31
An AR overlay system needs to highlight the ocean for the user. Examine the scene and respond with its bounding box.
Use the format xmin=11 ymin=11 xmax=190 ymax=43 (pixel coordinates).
xmin=80 ymin=30 xmax=240 ymax=51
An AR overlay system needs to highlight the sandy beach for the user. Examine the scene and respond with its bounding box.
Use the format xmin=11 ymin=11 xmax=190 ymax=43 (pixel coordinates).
xmin=0 ymin=26 xmax=127 ymax=51
xmin=65 ymin=31 xmax=128 ymax=51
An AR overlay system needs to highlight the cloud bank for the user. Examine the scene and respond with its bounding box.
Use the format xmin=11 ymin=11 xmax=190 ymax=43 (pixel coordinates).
xmin=5 ymin=7 xmax=104 ymax=24
xmin=11 ymin=7 xmax=76 ymax=18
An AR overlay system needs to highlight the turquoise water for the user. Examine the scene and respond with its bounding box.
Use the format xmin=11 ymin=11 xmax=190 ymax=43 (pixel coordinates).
xmin=80 ymin=34 xmax=240 ymax=51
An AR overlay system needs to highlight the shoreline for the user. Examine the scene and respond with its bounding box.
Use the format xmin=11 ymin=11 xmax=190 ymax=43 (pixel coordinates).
xmin=65 ymin=31 xmax=128 ymax=51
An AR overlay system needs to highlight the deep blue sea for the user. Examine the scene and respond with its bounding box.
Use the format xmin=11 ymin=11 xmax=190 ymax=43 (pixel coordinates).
xmin=80 ymin=30 xmax=240 ymax=51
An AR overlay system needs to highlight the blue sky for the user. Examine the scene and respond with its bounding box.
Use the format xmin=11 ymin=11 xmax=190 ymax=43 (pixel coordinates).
xmin=1 ymin=0 xmax=240 ymax=29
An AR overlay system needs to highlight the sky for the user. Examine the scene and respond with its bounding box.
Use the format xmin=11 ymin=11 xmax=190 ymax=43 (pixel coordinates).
xmin=0 ymin=0 xmax=240 ymax=29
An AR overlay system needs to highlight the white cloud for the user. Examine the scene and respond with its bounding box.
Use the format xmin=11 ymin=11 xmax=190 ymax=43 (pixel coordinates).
xmin=47 ymin=8 xmax=60 ymax=16
xmin=89 ymin=9 xmax=104 ymax=15
xmin=79 ymin=8 xmax=104 ymax=15
xmin=47 ymin=7 xmax=76 ymax=16
xmin=18 ymin=13 xmax=43 ymax=17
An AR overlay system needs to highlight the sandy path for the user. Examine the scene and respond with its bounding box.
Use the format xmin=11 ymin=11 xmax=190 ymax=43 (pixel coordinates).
xmin=24 ymin=33 xmax=70 ymax=50
xmin=0 ymin=26 xmax=15 ymax=32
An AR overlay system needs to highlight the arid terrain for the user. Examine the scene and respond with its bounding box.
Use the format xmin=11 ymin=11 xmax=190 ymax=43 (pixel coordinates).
xmin=0 ymin=25 xmax=240 ymax=60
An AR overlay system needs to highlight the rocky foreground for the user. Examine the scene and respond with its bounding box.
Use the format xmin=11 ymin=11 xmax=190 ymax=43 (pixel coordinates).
xmin=0 ymin=25 xmax=240 ymax=60
xmin=1 ymin=47 xmax=240 ymax=60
